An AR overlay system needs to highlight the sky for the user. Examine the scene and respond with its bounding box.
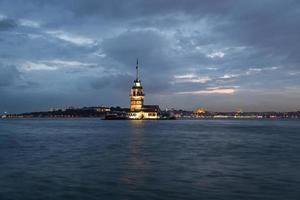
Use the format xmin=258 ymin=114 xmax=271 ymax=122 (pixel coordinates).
xmin=0 ymin=0 xmax=300 ymax=113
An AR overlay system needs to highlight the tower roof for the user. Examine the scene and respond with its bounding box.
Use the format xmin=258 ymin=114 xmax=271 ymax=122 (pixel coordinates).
xmin=133 ymin=58 xmax=142 ymax=87
xmin=135 ymin=58 xmax=139 ymax=81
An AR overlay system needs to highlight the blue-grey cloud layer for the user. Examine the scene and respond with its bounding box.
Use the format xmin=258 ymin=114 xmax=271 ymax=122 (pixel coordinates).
xmin=0 ymin=0 xmax=299 ymax=112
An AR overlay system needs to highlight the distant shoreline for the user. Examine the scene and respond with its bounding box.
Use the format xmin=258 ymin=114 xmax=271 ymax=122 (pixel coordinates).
xmin=1 ymin=106 xmax=299 ymax=120
xmin=1 ymin=116 xmax=299 ymax=120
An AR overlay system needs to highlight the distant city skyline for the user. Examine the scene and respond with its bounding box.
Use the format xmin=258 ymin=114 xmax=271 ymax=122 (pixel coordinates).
xmin=0 ymin=0 xmax=300 ymax=113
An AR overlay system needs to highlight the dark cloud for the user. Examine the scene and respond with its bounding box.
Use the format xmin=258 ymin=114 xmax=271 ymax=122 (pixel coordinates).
xmin=0 ymin=18 xmax=16 ymax=31
xmin=0 ymin=0 xmax=299 ymax=112
xmin=0 ymin=64 xmax=19 ymax=87
xmin=102 ymin=30 xmax=170 ymax=69
xmin=90 ymin=74 xmax=132 ymax=90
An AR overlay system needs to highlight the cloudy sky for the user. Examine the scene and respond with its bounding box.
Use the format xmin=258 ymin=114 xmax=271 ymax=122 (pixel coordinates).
xmin=0 ymin=0 xmax=300 ymax=113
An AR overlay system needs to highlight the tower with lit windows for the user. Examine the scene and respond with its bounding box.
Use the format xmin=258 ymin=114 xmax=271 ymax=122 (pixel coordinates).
xmin=130 ymin=59 xmax=144 ymax=112
xmin=128 ymin=59 xmax=160 ymax=119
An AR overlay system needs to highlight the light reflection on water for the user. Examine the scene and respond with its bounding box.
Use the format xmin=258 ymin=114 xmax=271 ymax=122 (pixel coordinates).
xmin=121 ymin=120 xmax=147 ymax=189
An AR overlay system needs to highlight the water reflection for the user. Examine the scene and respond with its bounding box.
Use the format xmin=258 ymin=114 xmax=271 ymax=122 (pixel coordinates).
xmin=121 ymin=121 xmax=148 ymax=189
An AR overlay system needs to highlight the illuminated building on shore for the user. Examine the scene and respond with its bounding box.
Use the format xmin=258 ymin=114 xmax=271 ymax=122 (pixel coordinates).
xmin=193 ymin=107 xmax=206 ymax=114
xmin=128 ymin=60 xmax=160 ymax=120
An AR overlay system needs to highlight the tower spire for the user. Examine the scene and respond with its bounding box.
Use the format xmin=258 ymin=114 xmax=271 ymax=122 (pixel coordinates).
xmin=136 ymin=58 xmax=139 ymax=80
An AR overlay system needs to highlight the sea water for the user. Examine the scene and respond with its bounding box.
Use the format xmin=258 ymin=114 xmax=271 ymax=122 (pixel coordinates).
xmin=0 ymin=119 xmax=299 ymax=200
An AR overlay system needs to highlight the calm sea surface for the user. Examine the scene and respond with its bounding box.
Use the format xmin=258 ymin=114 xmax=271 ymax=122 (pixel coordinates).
xmin=0 ymin=119 xmax=300 ymax=200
